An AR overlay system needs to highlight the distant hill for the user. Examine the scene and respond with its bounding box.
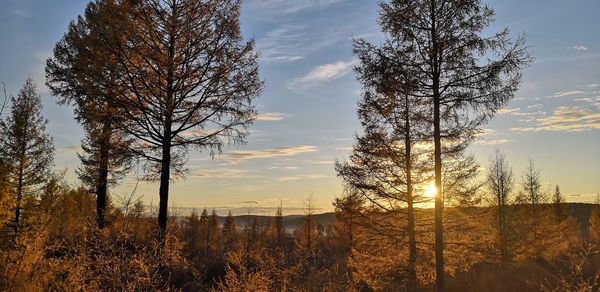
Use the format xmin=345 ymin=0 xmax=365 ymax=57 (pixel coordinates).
xmin=171 ymin=203 xmax=597 ymax=235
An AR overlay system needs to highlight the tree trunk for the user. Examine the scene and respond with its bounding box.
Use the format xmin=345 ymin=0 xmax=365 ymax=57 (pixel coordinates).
xmin=158 ymin=136 xmax=171 ymax=240
xmin=14 ymin=119 xmax=28 ymax=235
xmin=499 ymin=204 xmax=507 ymax=266
xmin=431 ymin=1 xmax=444 ymax=290
xmin=433 ymin=89 xmax=444 ymax=292
xmin=96 ymin=119 xmax=112 ymax=229
xmin=404 ymin=96 xmax=417 ymax=289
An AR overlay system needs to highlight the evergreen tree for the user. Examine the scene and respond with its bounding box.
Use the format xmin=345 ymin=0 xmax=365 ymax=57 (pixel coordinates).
xmin=486 ymin=149 xmax=516 ymax=265
xmin=61 ymin=0 xmax=263 ymax=238
xmin=274 ymin=205 xmax=285 ymax=248
xmin=521 ymin=159 xmax=545 ymax=206
xmin=361 ymin=1 xmax=531 ymax=289
xmin=46 ymin=0 xmax=133 ymax=228
xmin=0 ymin=78 xmax=54 ymax=234
xmin=223 ymin=211 xmax=237 ymax=251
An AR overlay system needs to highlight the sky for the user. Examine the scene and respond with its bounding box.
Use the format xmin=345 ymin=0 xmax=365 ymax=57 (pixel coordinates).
xmin=0 ymin=0 xmax=599 ymax=215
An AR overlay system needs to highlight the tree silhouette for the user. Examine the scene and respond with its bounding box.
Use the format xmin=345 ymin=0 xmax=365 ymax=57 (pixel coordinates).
xmin=0 ymin=78 xmax=54 ymax=234
xmin=486 ymin=149 xmax=516 ymax=265
xmin=338 ymin=39 xmax=432 ymax=287
xmin=371 ymin=1 xmax=531 ymax=289
xmin=46 ymin=0 xmax=133 ymax=228
xmin=79 ymin=0 xmax=262 ymax=238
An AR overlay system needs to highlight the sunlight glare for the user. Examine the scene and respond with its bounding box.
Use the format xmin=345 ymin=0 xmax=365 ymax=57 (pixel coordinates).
xmin=425 ymin=184 xmax=437 ymax=198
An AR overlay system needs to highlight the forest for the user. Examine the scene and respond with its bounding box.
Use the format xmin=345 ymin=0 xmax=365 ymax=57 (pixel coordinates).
xmin=0 ymin=0 xmax=599 ymax=291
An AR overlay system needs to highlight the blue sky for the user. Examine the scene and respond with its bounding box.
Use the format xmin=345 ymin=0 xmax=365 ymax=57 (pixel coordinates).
xmin=0 ymin=0 xmax=599 ymax=214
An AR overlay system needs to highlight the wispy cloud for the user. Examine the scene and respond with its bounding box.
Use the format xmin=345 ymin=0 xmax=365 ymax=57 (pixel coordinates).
xmin=267 ymin=174 xmax=328 ymax=182
xmin=189 ymin=168 xmax=255 ymax=179
xmin=289 ymin=60 xmax=355 ymax=90
xmin=497 ymin=108 xmax=521 ymax=115
xmin=474 ymin=139 xmax=513 ymax=145
xmin=568 ymin=45 xmax=588 ymax=51
xmin=311 ymin=160 xmax=334 ymax=165
xmin=474 ymin=129 xmax=513 ymax=145
xmin=511 ymin=106 xmax=600 ymax=132
xmin=258 ymin=24 xmax=344 ymax=63
xmin=269 ymin=166 xmax=300 ymax=170
xmin=587 ymin=84 xmax=599 ymax=88
xmin=60 ymin=145 xmax=82 ymax=152
xmin=248 ymin=0 xmax=348 ymax=16
xmin=548 ymin=90 xmax=585 ymax=98
xmin=496 ymin=108 xmax=543 ymax=118
xmin=220 ymin=145 xmax=318 ymax=164
xmin=11 ymin=9 xmax=30 ymax=17
xmin=256 ymin=112 xmax=286 ymax=121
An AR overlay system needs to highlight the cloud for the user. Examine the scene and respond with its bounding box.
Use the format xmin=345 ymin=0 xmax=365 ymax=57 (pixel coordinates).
xmin=312 ymin=160 xmax=334 ymax=165
xmin=189 ymin=168 xmax=255 ymax=179
xmin=568 ymin=45 xmax=588 ymax=51
xmin=267 ymin=174 xmax=328 ymax=182
xmin=473 ymin=129 xmax=513 ymax=145
xmin=11 ymin=10 xmax=30 ymax=17
xmin=497 ymin=108 xmax=521 ymax=115
xmin=511 ymin=106 xmax=600 ymax=132
xmin=220 ymin=145 xmax=318 ymax=164
xmin=257 ymin=24 xmax=343 ymax=63
xmin=248 ymin=0 xmax=348 ymax=16
xmin=59 ymin=145 xmax=82 ymax=152
xmin=256 ymin=112 xmax=286 ymax=121
xmin=575 ymin=96 xmax=600 ymax=109
xmin=289 ymin=60 xmax=355 ymax=90
xmin=474 ymin=139 xmax=513 ymax=145
xmin=334 ymin=147 xmax=353 ymax=151
xmin=495 ymin=108 xmax=543 ymax=119
xmin=269 ymin=166 xmax=300 ymax=170
xmin=587 ymin=84 xmax=599 ymax=88
xmin=548 ymin=90 xmax=585 ymax=98
xmin=475 ymin=128 xmax=497 ymax=137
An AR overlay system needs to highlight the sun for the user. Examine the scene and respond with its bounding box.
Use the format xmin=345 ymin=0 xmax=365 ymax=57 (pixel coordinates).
xmin=425 ymin=184 xmax=437 ymax=198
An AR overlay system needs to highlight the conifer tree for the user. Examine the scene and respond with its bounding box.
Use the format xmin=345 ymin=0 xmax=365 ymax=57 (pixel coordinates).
xmin=521 ymin=159 xmax=545 ymax=206
xmin=361 ymin=1 xmax=531 ymax=289
xmin=57 ymin=0 xmax=263 ymax=238
xmin=46 ymin=0 xmax=133 ymax=228
xmin=0 ymin=83 xmax=14 ymax=226
xmin=0 ymin=78 xmax=54 ymax=233
xmin=486 ymin=149 xmax=516 ymax=265
xmin=335 ymin=56 xmax=430 ymax=287
xmin=275 ymin=205 xmax=284 ymax=248
xmin=223 ymin=211 xmax=237 ymax=251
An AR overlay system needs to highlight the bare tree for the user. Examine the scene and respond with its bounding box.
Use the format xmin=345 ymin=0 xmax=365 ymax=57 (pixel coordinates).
xmin=372 ymin=1 xmax=531 ymax=289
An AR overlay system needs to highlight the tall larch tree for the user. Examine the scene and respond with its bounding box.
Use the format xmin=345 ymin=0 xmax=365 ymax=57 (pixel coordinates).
xmin=0 ymin=82 xmax=14 ymax=227
xmin=46 ymin=0 xmax=133 ymax=229
xmin=486 ymin=149 xmax=515 ymax=265
xmin=0 ymin=78 xmax=54 ymax=234
xmin=375 ymin=1 xmax=531 ymax=289
xmin=79 ymin=0 xmax=262 ymax=238
xmin=338 ymin=36 xmax=432 ymax=288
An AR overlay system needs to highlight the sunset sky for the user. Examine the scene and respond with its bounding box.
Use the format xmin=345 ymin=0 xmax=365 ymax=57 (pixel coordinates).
xmin=1 ymin=0 xmax=599 ymax=214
